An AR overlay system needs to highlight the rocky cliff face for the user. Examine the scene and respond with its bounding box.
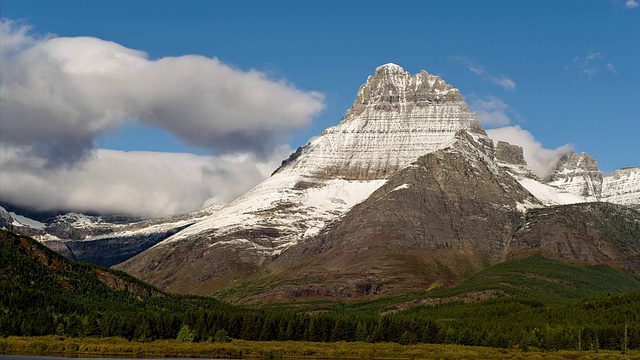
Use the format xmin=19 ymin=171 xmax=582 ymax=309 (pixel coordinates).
xmin=546 ymin=152 xmax=603 ymax=200
xmin=492 ymin=145 xmax=640 ymax=208
xmin=494 ymin=141 xmax=537 ymax=179
xmin=601 ymin=167 xmax=640 ymax=207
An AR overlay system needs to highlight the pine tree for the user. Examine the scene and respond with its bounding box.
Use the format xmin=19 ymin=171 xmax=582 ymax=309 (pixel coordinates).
xmin=177 ymin=324 xmax=195 ymax=342
xmin=355 ymin=322 xmax=371 ymax=343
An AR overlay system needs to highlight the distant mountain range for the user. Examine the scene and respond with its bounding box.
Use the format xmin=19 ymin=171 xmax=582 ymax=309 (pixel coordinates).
xmin=3 ymin=64 xmax=639 ymax=303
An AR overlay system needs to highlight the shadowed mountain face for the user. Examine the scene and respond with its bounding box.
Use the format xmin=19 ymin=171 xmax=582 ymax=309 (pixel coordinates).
xmin=506 ymin=202 xmax=640 ymax=269
xmin=220 ymin=132 xmax=537 ymax=302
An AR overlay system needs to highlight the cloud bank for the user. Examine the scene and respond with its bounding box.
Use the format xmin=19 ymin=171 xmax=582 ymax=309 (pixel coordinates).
xmin=0 ymin=20 xmax=324 ymax=216
xmin=0 ymin=146 xmax=293 ymax=217
xmin=1 ymin=20 xmax=324 ymax=165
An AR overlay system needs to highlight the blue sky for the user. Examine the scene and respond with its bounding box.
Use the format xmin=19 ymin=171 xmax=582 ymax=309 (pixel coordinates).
xmin=1 ymin=0 xmax=638 ymax=216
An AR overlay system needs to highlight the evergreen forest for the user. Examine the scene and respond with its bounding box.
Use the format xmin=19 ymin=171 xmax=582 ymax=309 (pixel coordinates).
xmin=2 ymin=229 xmax=640 ymax=352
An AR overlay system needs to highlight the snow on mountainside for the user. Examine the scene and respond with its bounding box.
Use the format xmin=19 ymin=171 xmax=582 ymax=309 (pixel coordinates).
xmin=602 ymin=167 xmax=640 ymax=207
xmin=546 ymin=152 xmax=603 ymax=200
xmin=493 ymin=142 xmax=589 ymax=206
xmin=537 ymin=151 xmax=639 ymax=206
xmin=0 ymin=206 xmax=46 ymax=229
xmin=492 ymin=142 xmax=639 ymax=207
xmin=277 ymin=63 xmax=486 ymax=180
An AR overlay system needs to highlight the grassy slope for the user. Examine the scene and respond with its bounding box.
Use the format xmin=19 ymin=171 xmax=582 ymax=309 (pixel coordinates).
xmin=261 ymin=255 xmax=640 ymax=314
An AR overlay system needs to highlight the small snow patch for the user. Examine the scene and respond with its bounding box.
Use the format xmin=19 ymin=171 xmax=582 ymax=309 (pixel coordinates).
xmin=392 ymin=184 xmax=410 ymax=192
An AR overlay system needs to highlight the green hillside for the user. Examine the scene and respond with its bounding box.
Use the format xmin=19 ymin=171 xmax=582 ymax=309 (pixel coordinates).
xmin=423 ymin=255 xmax=640 ymax=303
xmin=0 ymin=229 xmax=232 ymax=339
xmin=2 ymin=229 xmax=640 ymax=351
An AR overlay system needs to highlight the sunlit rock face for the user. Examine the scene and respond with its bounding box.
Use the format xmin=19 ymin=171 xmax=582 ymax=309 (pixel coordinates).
xmin=279 ymin=63 xmax=486 ymax=180
xmin=546 ymin=152 xmax=603 ymax=200
xmin=494 ymin=141 xmax=538 ymax=180
xmin=543 ymin=152 xmax=639 ymax=207
xmin=602 ymin=167 xmax=640 ymax=207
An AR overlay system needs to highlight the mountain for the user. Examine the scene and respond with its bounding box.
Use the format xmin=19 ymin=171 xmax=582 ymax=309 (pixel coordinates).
xmin=546 ymin=152 xmax=603 ymax=199
xmin=4 ymin=63 xmax=639 ymax=303
xmin=210 ymin=146 xmax=640 ymax=304
xmin=114 ymin=64 xmax=639 ymax=300
xmin=0 ymin=204 xmax=221 ymax=267
xmin=216 ymin=131 xmax=539 ymax=302
xmin=537 ymin=152 xmax=640 ymax=207
xmin=114 ymin=64 xmax=494 ymax=294
xmin=602 ymin=167 xmax=640 ymax=208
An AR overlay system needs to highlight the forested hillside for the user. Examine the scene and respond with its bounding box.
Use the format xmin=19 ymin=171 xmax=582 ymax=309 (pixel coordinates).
xmin=1 ymin=230 xmax=639 ymax=351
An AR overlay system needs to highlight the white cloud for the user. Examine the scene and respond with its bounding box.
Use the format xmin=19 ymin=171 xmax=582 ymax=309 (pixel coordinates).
xmin=452 ymin=56 xmax=516 ymax=90
xmin=466 ymin=94 xmax=515 ymax=127
xmin=0 ymin=20 xmax=324 ymax=216
xmin=568 ymin=52 xmax=617 ymax=78
xmin=0 ymin=145 xmax=293 ymax=217
xmin=625 ymin=0 xmax=639 ymax=8
xmin=494 ymin=77 xmax=516 ymax=90
xmin=486 ymin=126 xmax=572 ymax=178
xmin=0 ymin=20 xmax=325 ymax=166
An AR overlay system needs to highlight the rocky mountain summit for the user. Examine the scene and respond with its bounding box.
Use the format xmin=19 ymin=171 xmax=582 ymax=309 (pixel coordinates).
xmin=546 ymin=152 xmax=603 ymax=199
xmin=4 ymin=63 xmax=639 ymax=302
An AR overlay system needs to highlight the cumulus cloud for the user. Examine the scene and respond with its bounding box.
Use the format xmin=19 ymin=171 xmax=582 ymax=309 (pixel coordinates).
xmin=452 ymin=56 xmax=516 ymax=90
xmin=465 ymin=94 xmax=517 ymax=127
xmin=567 ymin=52 xmax=617 ymax=78
xmin=0 ymin=145 xmax=293 ymax=217
xmin=486 ymin=126 xmax=572 ymax=178
xmin=0 ymin=20 xmax=325 ymax=216
xmin=625 ymin=0 xmax=639 ymax=8
xmin=0 ymin=20 xmax=324 ymax=166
